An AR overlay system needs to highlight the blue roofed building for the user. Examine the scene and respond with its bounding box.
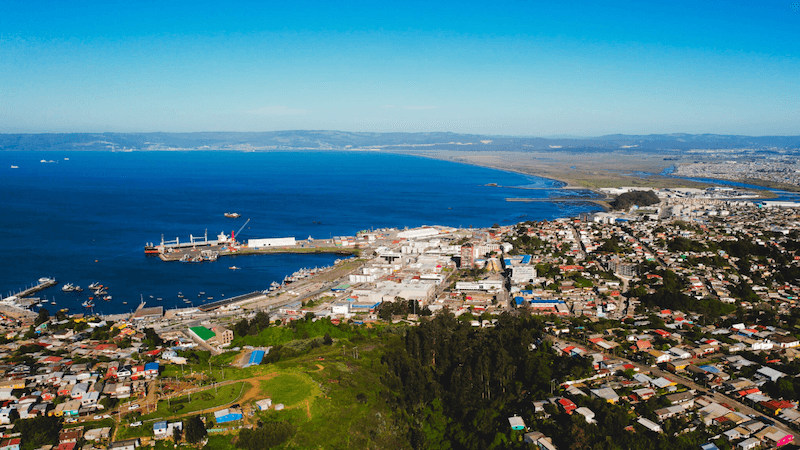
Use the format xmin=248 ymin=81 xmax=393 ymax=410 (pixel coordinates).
xmin=698 ymin=365 xmax=720 ymax=374
xmin=244 ymin=350 xmax=265 ymax=367
xmin=214 ymin=408 xmax=243 ymax=424
xmin=144 ymin=362 xmax=159 ymax=378
xmin=153 ymin=420 xmax=182 ymax=439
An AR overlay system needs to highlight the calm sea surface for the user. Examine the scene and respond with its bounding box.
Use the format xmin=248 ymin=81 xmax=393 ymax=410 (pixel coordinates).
xmin=0 ymin=151 xmax=601 ymax=314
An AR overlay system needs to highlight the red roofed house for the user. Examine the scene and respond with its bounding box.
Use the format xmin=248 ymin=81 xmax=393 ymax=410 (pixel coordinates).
xmin=57 ymin=386 xmax=72 ymax=397
xmin=737 ymin=388 xmax=760 ymax=398
xmin=557 ymin=398 xmax=577 ymax=414
xmin=761 ymin=400 xmax=795 ymax=415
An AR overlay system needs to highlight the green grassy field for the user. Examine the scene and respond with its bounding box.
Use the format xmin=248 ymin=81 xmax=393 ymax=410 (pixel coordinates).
xmin=116 ymin=330 xmax=408 ymax=448
xmin=230 ymin=319 xmax=367 ymax=348
xmin=116 ymin=422 xmax=154 ymax=440
xmin=251 ymin=339 xmax=409 ymax=449
xmin=259 ymin=373 xmax=319 ymax=408
xmin=138 ymin=381 xmax=249 ymax=422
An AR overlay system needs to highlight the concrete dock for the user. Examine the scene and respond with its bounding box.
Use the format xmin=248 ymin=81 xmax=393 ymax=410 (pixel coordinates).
xmin=7 ymin=278 xmax=58 ymax=299
xmin=156 ymin=240 xmax=359 ymax=262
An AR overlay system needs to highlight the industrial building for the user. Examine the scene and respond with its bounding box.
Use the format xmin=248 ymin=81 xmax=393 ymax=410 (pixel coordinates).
xmin=247 ymin=237 xmax=296 ymax=248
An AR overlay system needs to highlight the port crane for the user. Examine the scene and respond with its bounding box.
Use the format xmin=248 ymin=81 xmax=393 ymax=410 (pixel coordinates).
xmin=232 ymin=218 xmax=250 ymax=244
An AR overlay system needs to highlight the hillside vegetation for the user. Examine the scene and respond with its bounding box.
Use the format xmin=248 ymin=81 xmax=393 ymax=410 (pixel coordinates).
xmin=609 ymin=190 xmax=660 ymax=210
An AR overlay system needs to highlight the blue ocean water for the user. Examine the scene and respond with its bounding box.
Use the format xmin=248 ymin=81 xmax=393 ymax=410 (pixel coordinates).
xmin=0 ymin=151 xmax=601 ymax=314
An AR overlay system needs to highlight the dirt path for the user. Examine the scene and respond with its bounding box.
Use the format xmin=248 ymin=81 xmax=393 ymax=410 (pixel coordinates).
xmin=238 ymin=372 xmax=279 ymax=404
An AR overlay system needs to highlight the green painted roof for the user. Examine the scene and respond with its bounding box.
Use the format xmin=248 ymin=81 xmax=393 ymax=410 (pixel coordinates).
xmin=190 ymin=326 xmax=216 ymax=341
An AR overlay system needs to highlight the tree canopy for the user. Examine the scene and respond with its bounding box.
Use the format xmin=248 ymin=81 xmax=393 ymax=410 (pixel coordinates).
xmin=610 ymin=190 xmax=660 ymax=210
xmin=185 ymin=415 xmax=207 ymax=444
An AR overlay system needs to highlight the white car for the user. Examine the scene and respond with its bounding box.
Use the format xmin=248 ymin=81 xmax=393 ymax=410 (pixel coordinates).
xmin=128 ymin=404 xmax=140 ymax=411
xmin=131 ymin=421 xmax=142 ymax=427
xmin=93 ymin=415 xmax=102 ymax=420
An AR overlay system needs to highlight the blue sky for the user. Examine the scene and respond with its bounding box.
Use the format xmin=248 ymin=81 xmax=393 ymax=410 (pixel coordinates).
xmin=1 ymin=0 xmax=798 ymax=136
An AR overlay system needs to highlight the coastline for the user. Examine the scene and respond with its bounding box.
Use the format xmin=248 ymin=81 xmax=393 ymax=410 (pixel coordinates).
xmin=383 ymin=149 xmax=790 ymax=198
xmin=386 ymin=149 xmax=577 ymax=188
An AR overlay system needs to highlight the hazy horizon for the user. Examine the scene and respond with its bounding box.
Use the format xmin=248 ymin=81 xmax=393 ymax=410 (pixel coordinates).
xmin=2 ymin=130 xmax=800 ymax=140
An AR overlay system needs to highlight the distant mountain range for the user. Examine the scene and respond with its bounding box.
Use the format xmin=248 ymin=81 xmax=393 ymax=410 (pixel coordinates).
xmin=1 ymin=131 xmax=798 ymax=152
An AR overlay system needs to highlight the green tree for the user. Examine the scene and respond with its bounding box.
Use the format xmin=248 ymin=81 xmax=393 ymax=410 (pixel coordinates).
xmin=185 ymin=415 xmax=206 ymax=444
xmin=234 ymin=318 xmax=251 ymax=337
xmin=236 ymin=421 xmax=295 ymax=450
xmin=417 ymin=399 xmax=451 ymax=450
xmin=15 ymin=415 xmax=61 ymax=450
xmin=143 ymin=327 xmax=163 ymax=350
xmin=55 ymin=309 xmax=68 ymax=321
xmin=35 ymin=308 xmax=50 ymax=327
xmin=253 ymin=311 xmax=271 ymax=330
